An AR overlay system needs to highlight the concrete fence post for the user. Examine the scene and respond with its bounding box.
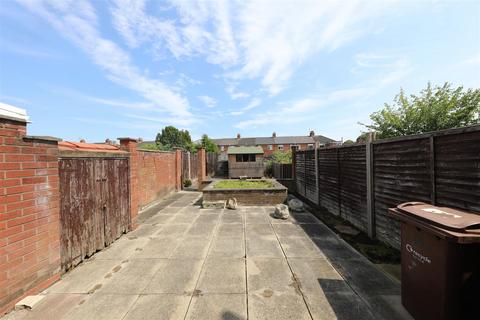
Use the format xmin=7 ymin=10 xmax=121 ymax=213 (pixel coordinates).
xmin=119 ymin=137 xmax=139 ymax=231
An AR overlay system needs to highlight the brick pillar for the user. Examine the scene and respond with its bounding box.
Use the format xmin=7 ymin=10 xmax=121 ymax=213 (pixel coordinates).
xmin=174 ymin=149 xmax=182 ymax=191
xmin=118 ymin=138 xmax=139 ymax=231
xmin=1 ymin=117 xmax=61 ymax=314
xmin=197 ymin=148 xmax=206 ymax=189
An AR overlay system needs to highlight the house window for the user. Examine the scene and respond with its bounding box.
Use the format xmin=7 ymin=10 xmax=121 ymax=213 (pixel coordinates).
xmin=291 ymin=144 xmax=300 ymax=151
xmin=307 ymin=144 xmax=314 ymax=150
xmin=278 ymin=145 xmax=284 ymax=151
xmin=236 ymin=154 xmax=256 ymax=162
xmin=268 ymin=145 xmax=273 ymax=150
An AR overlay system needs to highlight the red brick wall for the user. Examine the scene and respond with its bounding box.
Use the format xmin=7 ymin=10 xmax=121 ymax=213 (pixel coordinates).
xmin=136 ymin=150 xmax=178 ymax=210
xmin=0 ymin=119 xmax=60 ymax=315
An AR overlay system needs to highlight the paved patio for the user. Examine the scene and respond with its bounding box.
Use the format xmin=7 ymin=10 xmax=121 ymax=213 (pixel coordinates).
xmin=3 ymin=191 xmax=412 ymax=320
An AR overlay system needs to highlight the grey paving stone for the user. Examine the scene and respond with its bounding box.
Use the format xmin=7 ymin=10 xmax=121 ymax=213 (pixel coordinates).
xmin=290 ymin=213 xmax=321 ymax=224
xmin=143 ymin=259 xmax=204 ymax=294
xmin=197 ymin=258 xmax=246 ymax=293
xmin=247 ymin=258 xmax=295 ymax=294
xmin=169 ymin=213 xmax=198 ymax=224
xmin=216 ymin=223 xmax=244 ymax=238
xmin=272 ymin=223 xmax=308 ymax=238
xmin=46 ymin=259 xmax=122 ymax=294
xmin=279 ymin=236 xmax=325 ymax=258
xmin=158 ymin=207 xmax=184 ymax=215
xmin=185 ymin=222 xmax=217 ymax=237
xmin=2 ymin=294 xmax=86 ymax=320
xmin=245 ymin=212 xmax=270 ymax=224
xmin=123 ymin=294 xmax=191 ymax=320
xmin=131 ymin=237 xmax=181 ymax=259
xmin=94 ymin=237 xmax=150 ymax=260
xmin=156 ymin=224 xmax=191 ymax=237
xmin=195 ymin=213 xmax=221 ymax=224
xmin=63 ymin=293 xmax=138 ymax=320
xmin=288 ymin=258 xmax=348 ymax=294
xmin=365 ymin=294 xmax=413 ymax=320
xmin=185 ymin=294 xmax=247 ymax=320
xmin=96 ymin=259 xmax=166 ymax=294
xmin=245 ymin=224 xmax=275 ymax=239
xmin=127 ymin=224 xmax=161 ymax=238
xmin=246 ymin=237 xmax=284 ymax=258
xmin=144 ymin=214 xmax=175 ymax=225
xmin=303 ymin=290 xmax=375 ymax=320
xmin=297 ymin=223 xmax=336 ymax=239
xmin=311 ymin=237 xmax=363 ymax=260
xmin=221 ymin=212 xmax=244 ymax=224
xmin=171 ymin=236 xmax=212 ymax=259
xmin=209 ymin=237 xmax=245 ymax=258
xmin=248 ymin=292 xmax=311 ymax=320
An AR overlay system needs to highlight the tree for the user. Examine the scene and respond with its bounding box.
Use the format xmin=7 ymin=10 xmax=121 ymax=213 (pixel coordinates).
xmin=155 ymin=126 xmax=194 ymax=151
xmin=198 ymin=134 xmax=219 ymax=153
xmin=343 ymin=139 xmax=354 ymax=146
xmin=362 ymin=83 xmax=480 ymax=139
xmin=271 ymin=150 xmax=292 ymax=164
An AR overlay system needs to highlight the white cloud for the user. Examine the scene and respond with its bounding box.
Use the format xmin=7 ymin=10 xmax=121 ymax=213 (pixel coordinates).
xmin=198 ymin=95 xmax=217 ymax=108
xmin=226 ymin=84 xmax=250 ymax=100
xmin=17 ymin=0 xmax=192 ymax=120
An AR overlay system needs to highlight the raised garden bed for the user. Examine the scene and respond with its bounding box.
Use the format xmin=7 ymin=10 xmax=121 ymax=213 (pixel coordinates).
xmin=203 ymin=179 xmax=287 ymax=206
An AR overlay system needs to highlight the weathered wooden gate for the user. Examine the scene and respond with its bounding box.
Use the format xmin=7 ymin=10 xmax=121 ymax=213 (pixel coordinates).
xmin=59 ymin=157 xmax=130 ymax=271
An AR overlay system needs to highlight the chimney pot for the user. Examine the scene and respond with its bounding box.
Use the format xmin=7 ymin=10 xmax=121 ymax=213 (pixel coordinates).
xmin=237 ymin=133 xmax=241 ymax=139
xmin=80 ymin=139 xmax=86 ymax=143
xmin=309 ymin=130 xmax=315 ymax=137
xmin=272 ymin=132 xmax=276 ymax=138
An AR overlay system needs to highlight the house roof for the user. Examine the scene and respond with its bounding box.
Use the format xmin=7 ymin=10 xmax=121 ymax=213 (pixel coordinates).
xmin=227 ymin=146 xmax=264 ymax=155
xmin=59 ymin=141 xmax=127 ymax=153
xmin=213 ymin=134 xmax=334 ymax=146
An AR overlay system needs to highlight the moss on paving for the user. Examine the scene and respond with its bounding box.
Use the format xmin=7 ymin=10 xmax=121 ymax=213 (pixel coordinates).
xmin=214 ymin=180 xmax=274 ymax=189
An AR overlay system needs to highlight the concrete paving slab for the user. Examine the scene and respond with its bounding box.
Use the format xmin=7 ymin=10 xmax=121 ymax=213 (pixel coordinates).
xmin=221 ymin=212 xmax=244 ymax=224
xmin=330 ymin=258 xmax=401 ymax=296
xmin=94 ymin=237 xmax=150 ymax=260
xmin=63 ymin=293 xmax=138 ymax=320
xmin=2 ymin=294 xmax=86 ymax=320
xmin=245 ymin=212 xmax=270 ymax=224
xmin=247 ymin=258 xmax=296 ymax=294
xmin=297 ymin=223 xmax=336 ymax=239
xmin=185 ymin=294 xmax=247 ymax=320
xmin=288 ymin=258 xmax=348 ymax=294
xmin=195 ymin=213 xmax=221 ymax=224
xmin=246 ymin=237 xmax=284 ymax=258
xmin=272 ymin=224 xmax=308 ymax=238
xmin=123 ymin=294 xmax=191 ymax=320
xmin=248 ymin=292 xmax=311 ymax=320
xmin=96 ymin=259 xmax=167 ymax=294
xmin=279 ymin=236 xmax=326 ymax=258
xmin=144 ymin=214 xmax=175 ymax=225
xmin=289 ymin=213 xmax=321 ymax=224
xmin=156 ymin=224 xmax=191 ymax=237
xmin=197 ymin=258 xmax=246 ymax=294
xmin=171 ymin=236 xmax=212 ymax=259
xmin=143 ymin=259 xmax=204 ymax=294
xmin=216 ymin=223 xmax=244 ymax=238
xmin=169 ymin=213 xmax=198 ymax=224
xmin=185 ymin=222 xmax=217 ymax=237
xmin=311 ymin=237 xmax=363 ymax=260
xmin=365 ymin=295 xmax=413 ymax=320
xmin=132 ymin=237 xmax=180 ymax=259
xmin=303 ymin=290 xmax=375 ymax=320
xmin=128 ymin=223 xmax=161 ymax=238
xmin=245 ymin=224 xmax=274 ymax=239
xmin=209 ymin=237 xmax=245 ymax=258
xmin=46 ymin=259 xmax=122 ymax=293
xmin=158 ymin=207 xmax=184 ymax=215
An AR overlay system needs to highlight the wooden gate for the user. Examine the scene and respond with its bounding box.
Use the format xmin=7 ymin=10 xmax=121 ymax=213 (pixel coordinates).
xmin=59 ymin=157 xmax=130 ymax=271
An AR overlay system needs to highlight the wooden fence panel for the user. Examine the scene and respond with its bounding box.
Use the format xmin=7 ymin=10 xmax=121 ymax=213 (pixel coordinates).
xmin=190 ymin=152 xmax=198 ymax=180
xmin=295 ymin=151 xmax=306 ymax=198
xmin=318 ymin=148 xmax=340 ymax=215
xmin=338 ymin=145 xmax=367 ymax=230
xmin=272 ymin=163 xmax=293 ymax=180
xmin=305 ymin=150 xmax=318 ymax=204
xmin=435 ymin=131 xmax=480 ymax=212
xmin=373 ymin=138 xmax=432 ymax=247
xmin=206 ymin=152 xmax=218 ymax=177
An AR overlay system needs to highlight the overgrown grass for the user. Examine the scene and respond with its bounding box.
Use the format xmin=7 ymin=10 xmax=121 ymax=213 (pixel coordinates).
xmin=214 ymin=180 xmax=274 ymax=189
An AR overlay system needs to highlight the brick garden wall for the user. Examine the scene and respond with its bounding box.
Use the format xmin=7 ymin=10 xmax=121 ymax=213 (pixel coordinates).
xmin=136 ymin=150 xmax=180 ymax=210
xmin=0 ymin=119 xmax=61 ymax=314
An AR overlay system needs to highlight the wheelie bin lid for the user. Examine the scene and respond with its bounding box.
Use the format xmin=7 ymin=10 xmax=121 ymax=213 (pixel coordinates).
xmin=390 ymin=202 xmax=480 ymax=243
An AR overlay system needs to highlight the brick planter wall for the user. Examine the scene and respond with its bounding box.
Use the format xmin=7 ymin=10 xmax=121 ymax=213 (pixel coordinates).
xmin=1 ymin=119 xmax=61 ymax=314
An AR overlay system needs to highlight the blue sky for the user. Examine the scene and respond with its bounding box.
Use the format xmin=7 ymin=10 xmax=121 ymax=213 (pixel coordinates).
xmin=1 ymin=0 xmax=479 ymax=142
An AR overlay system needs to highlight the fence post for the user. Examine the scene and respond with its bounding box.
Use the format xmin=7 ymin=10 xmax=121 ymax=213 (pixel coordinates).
xmin=304 ymin=151 xmax=307 ymax=197
xmin=314 ymin=148 xmax=319 ymax=204
xmin=366 ymin=133 xmax=375 ymax=238
xmin=187 ymin=151 xmax=191 ymax=180
xmin=197 ymin=147 xmax=206 ymax=189
xmin=119 ymin=137 xmax=139 ymax=231
xmin=429 ymin=135 xmax=436 ymax=205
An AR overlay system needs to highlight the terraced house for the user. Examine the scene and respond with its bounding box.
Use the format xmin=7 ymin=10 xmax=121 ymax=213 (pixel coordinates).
xmin=212 ymin=131 xmax=336 ymax=158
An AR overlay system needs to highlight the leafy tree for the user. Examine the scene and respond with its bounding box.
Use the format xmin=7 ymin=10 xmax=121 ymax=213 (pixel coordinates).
xmin=271 ymin=150 xmax=292 ymax=164
xmin=362 ymin=83 xmax=480 ymax=139
xmin=198 ymin=134 xmax=219 ymax=153
xmin=343 ymin=139 xmax=354 ymax=146
xmin=155 ymin=126 xmax=194 ymax=151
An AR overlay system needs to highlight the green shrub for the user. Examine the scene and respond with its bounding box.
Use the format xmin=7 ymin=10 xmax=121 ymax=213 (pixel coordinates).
xmin=183 ymin=179 xmax=192 ymax=188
